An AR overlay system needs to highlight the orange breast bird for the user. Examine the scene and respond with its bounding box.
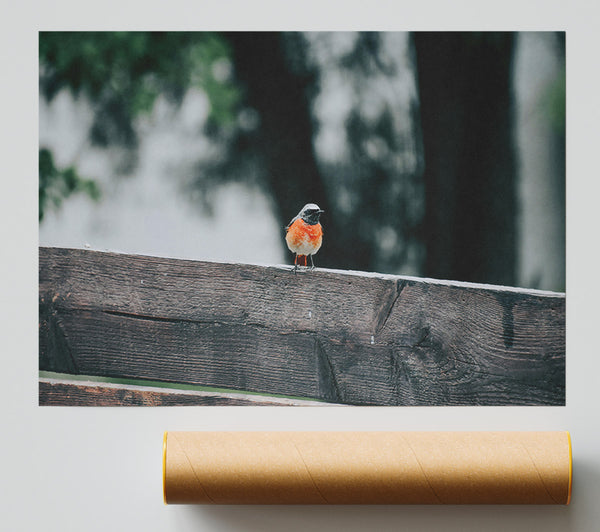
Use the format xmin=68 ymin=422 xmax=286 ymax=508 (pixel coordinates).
xmin=285 ymin=203 xmax=324 ymax=272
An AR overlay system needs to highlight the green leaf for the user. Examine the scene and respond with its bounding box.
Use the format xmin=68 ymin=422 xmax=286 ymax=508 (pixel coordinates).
xmin=39 ymin=148 xmax=101 ymax=221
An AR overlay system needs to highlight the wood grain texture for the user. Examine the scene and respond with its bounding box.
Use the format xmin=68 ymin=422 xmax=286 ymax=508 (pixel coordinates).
xmin=38 ymin=379 xmax=329 ymax=406
xmin=39 ymin=247 xmax=565 ymax=406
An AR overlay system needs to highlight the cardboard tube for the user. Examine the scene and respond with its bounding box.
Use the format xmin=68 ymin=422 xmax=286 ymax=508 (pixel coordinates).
xmin=163 ymin=431 xmax=572 ymax=505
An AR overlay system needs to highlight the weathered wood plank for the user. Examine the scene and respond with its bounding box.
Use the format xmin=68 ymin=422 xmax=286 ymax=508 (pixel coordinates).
xmin=39 ymin=247 xmax=565 ymax=406
xmin=38 ymin=378 xmax=330 ymax=406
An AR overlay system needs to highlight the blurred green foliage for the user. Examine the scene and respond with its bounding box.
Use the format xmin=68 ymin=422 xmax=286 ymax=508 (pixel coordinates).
xmin=39 ymin=32 xmax=240 ymax=220
xmin=39 ymin=148 xmax=101 ymax=221
xmin=542 ymin=66 xmax=566 ymax=135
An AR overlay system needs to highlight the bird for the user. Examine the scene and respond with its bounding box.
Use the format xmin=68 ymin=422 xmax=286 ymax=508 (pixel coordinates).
xmin=285 ymin=203 xmax=324 ymax=272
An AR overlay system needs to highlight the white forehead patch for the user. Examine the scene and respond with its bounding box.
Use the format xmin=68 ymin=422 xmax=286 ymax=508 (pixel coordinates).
xmin=301 ymin=203 xmax=321 ymax=213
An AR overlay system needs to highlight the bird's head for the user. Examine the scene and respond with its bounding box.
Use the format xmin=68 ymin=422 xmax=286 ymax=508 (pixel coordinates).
xmin=299 ymin=203 xmax=324 ymax=225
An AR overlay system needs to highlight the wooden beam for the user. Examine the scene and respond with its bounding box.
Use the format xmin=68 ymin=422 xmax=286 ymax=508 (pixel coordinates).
xmin=39 ymin=247 xmax=565 ymax=406
xmin=38 ymin=377 xmax=331 ymax=406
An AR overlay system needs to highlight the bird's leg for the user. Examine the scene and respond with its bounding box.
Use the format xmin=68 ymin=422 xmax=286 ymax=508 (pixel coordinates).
xmin=293 ymin=254 xmax=298 ymax=274
xmin=309 ymin=254 xmax=315 ymax=270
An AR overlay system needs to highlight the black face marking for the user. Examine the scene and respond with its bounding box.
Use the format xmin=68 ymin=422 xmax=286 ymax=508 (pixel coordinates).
xmin=301 ymin=209 xmax=323 ymax=225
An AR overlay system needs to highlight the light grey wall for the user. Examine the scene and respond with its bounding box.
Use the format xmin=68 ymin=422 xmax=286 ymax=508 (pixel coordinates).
xmin=5 ymin=3 xmax=598 ymax=532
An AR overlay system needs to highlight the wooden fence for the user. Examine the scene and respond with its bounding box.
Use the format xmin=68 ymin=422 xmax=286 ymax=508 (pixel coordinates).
xmin=39 ymin=247 xmax=565 ymax=406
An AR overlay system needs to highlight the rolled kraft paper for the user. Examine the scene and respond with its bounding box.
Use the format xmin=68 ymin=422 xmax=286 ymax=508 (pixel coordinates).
xmin=163 ymin=431 xmax=572 ymax=505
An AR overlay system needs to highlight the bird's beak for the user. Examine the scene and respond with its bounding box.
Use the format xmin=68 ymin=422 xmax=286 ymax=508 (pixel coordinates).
xmin=319 ymin=209 xmax=325 ymax=214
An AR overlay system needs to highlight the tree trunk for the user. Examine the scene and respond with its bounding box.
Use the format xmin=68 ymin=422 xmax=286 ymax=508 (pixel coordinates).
xmin=413 ymin=32 xmax=517 ymax=286
xmin=225 ymin=32 xmax=341 ymax=267
xmin=225 ymin=32 xmax=374 ymax=271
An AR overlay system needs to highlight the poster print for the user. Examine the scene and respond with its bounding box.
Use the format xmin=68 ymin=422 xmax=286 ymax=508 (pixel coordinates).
xmin=39 ymin=32 xmax=565 ymax=406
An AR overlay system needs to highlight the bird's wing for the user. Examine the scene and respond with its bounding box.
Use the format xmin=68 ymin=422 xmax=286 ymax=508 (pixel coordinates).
xmin=285 ymin=215 xmax=299 ymax=232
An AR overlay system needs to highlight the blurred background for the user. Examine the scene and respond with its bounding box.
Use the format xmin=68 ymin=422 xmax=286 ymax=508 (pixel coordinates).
xmin=39 ymin=31 xmax=565 ymax=291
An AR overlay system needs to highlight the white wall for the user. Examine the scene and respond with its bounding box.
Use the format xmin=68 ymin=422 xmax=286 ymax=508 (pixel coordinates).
xmin=3 ymin=2 xmax=599 ymax=532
